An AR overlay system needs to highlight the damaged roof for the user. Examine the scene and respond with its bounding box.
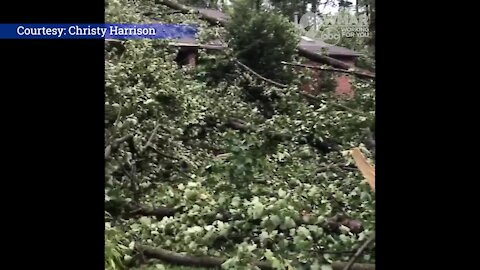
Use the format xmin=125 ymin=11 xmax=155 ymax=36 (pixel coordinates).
xmin=174 ymin=8 xmax=361 ymax=57
xmin=197 ymin=8 xmax=230 ymax=22
xmin=298 ymin=36 xmax=361 ymax=57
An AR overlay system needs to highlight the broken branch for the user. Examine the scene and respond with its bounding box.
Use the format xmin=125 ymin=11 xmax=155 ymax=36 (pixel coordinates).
xmin=141 ymin=123 xmax=162 ymax=153
xmin=233 ymin=59 xmax=288 ymax=88
xmin=128 ymin=205 xmax=177 ymax=219
xmin=148 ymin=145 xmax=180 ymax=160
xmin=342 ymin=233 xmax=376 ymax=270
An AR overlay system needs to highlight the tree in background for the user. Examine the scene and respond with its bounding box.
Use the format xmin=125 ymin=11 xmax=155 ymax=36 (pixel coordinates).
xmin=226 ymin=0 xmax=300 ymax=84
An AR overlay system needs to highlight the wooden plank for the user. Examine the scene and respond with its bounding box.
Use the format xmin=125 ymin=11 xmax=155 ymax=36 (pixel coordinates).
xmin=351 ymin=148 xmax=375 ymax=192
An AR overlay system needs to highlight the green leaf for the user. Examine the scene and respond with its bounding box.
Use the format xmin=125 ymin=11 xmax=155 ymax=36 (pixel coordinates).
xmin=282 ymin=216 xmax=296 ymax=229
xmin=297 ymin=226 xmax=312 ymax=240
xmin=139 ymin=216 xmax=151 ymax=226
xmin=248 ymin=197 xmax=265 ymax=219
xmin=270 ymin=215 xmax=282 ymax=227
xmin=231 ymin=196 xmax=241 ymax=207
xmin=264 ymin=249 xmax=283 ymax=269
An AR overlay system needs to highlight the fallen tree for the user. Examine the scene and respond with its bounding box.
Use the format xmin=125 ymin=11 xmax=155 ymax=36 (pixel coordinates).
xmin=105 ymin=1 xmax=376 ymax=269
xmin=155 ymin=0 xmax=228 ymax=25
xmin=136 ymin=245 xmax=375 ymax=270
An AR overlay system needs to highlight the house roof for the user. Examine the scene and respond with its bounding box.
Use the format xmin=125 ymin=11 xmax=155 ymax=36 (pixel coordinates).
xmin=182 ymin=8 xmax=360 ymax=57
xmin=299 ymin=36 xmax=361 ymax=57
xmin=171 ymin=37 xmax=226 ymax=50
xmin=197 ymin=8 xmax=230 ymax=22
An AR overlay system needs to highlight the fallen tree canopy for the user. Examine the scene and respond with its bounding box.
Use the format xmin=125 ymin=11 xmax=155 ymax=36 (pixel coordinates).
xmin=105 ymin=1 xmax=376 ymax=270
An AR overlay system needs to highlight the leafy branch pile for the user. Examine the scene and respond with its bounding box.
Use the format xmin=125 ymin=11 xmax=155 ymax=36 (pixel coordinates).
xmin=105 ymin=1 xmax=375 ymax=269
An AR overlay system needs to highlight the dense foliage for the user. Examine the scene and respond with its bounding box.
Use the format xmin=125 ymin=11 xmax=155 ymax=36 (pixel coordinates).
xmin=105 ymin=0 xmax=375 ymax=269
xmin=226 ymin=0 xmax=300 ymax=84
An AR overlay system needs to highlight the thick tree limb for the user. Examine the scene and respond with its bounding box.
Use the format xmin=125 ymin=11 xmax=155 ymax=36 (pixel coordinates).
xmin=223 ymin=117 xmax=255 ymax=132
xmin=105 ymin=39 xmax=126 ymax=55
xmin=148 ymin=145 xmax=180 ymax=160
xmin=342 ymin=233 xmax=376 ymax=270
xmin=128 ymin=205 xmax=177 ymax=219
xmin=136 ymin=245 xmax=274 ymax=269
xmin=281 ymin=61 xmax=375 ymax=80
xmin=135 ymin=245 xmax=372 ymax=270
xmin=296 ymin=48 xmax=371 ymax=73
xmin=332 ymin=262 xmax=375 ymax=270
xmin=155 ymin=0 xmax=228 ymax=25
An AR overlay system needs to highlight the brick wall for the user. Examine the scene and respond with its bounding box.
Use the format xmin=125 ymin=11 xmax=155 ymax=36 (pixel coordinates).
xmin=300 ymin=56 xmax=356 ymax=98
xmin=300 ymin=59 xmax=322 ymax=95
xmin=333 ymin=56 xmax=355 ymax=98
